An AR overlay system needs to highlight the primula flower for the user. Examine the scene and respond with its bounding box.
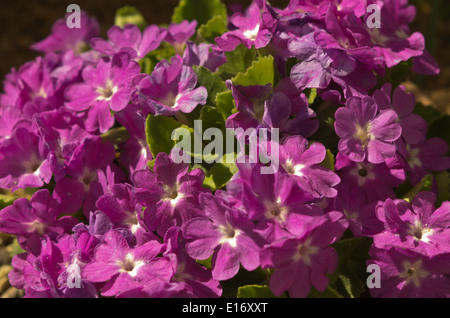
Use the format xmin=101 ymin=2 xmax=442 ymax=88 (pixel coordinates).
xmin=82 ymin=229 xmax=172 ymax=297
xmin=397 ymin=137 xmax=450 ymax=187
xmin=91 ymin=24 xmax=165 ymax=60
xmin=31 ymin=10 xmax=100 ymax=55
xmin=358 ymin=0 xmax=425 ymax=68
xmin=335 ymin=153 xmax=406 ymax=202
xmin=373 ymin=83 xmax=427 ymax=145
xmin=373 ymin=192 xmax=450 ymax=257
xmin=334 ymin=96 xmax=402 ymax=164
xmin=161 ymin=226 xmax=222 ymax=298
xmin=328 ymin=183 xmax=384 ymax=236
xmin=0 ymin=190 xmax=78 ymax=255
xmin=279 ymin=135 xmax=341 ymax=199
xmin=163 ymin=20 xmax=197 ymax=54
xmin=65 ymin=52 xmax=141 ymax=133
xmin=181 ymin=192 xmax=265 ymax=281
xmin=135 ymin=55 xmax=208 ymax=116
xmin=215 ymin=0 xmax=275 ymax=51
xmin=52 ymin=136 xmax=118 ymax=215
xmin=0 ymin=127 xmax=52 ymax=191
xmin=367 ymin=246 xmax=450 ymax=298
xmin=260 ymin=211 xmax=348 ymax=298
xmin=132 ymin=152 xmax=209 ymax=237
xmin=182 ymin=41 xmax=227 ymax=72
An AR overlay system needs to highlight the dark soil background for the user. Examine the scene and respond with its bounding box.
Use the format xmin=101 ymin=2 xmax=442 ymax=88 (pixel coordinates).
xmin=0 ymin=0 xmax=448 ymax=298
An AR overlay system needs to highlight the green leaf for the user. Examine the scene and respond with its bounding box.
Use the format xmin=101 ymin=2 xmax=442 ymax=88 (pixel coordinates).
xmin=145 ymin=42 xmax=176 ymax=71
xmin=413 ymin=103 xmax=442 ymax=126
xmin=237 ymin=285 xmax=284 ymax=298
xmin=215 ymin=90 xmax=235 ymax=121
xmin=8 ymin=237 xmax=26 ymax=258
xmin=198 ymin=15 xmax=227 ymax=43
xmin=139 ymin=56 xmax=153 ymax=75
xmin=330 ymin=236 xmax=373 ymax=298
xmin=100 ymin=126 xmax=130 ymax=145
xmin=192 ymin=65 xmax=227 ymax=105
xmin=203 ymin=154 xmax=238 ymax=190
xmin=308 ymin=286 xmax=344 ymax=298
xmin=231 ymin=55 xmax=275 ymax=87
xmin=319 ymin=149 xmax=335 ymax=171
xmin=307 ymin=88 xmax=317 ymax=105
xmin=146 ymin=114 xmax=184 ymax=157
xmin=172 ymin=0 xmax=227 ymax=27
xmin=402 ymin=174 xmax=433 ymax=203
xmin=432 ymin=170 xmax=450 ymax=206
xmin=217 ymin=44 xmax=257 ymax=80
xmin=115 ymin=6 xmax=147 ymax=30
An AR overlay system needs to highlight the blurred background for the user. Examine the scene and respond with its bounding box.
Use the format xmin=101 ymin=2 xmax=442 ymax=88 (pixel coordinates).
xmin=0 ymin=0 xmax=448 ymax=114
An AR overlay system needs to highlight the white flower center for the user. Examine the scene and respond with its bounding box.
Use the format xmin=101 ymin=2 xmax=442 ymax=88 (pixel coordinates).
xmin=399 ymin=260 xmax=429 ymax=287
xmin=243 ymin=24 xmax=260 ymax=40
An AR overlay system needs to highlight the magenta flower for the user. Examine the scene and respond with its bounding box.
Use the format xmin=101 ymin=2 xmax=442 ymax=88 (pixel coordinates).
xmin=181 ymin=192 xmax=265 ymax=281
xmin=182 ymin=41 xmax=227 ymax=72
xmin=334 ymin=96 xmax=402 ymax=164
xmin=91 ymin=24 xmax=165 ymax=60
xmin=82 ymin=229 xmax=172 ymax=297
xmin=132 ymin=152 xmax=209 ymax=237
xmin=373 ymin=192 xmax=450 ymax=257
xmin=335 ymin=153 xmax=406 ymax=202
xmin=163 ymin=20 xmax=197 ymax=54
xmin=368 ymin=246 xmax=450 ymax=298
xmin=373 ymin=84 xmax=427 ymax=146
xmin=135 ymin=55 xmax=207 ymax=116
xmin=260 ymin=211 xmax=348 ymax=298
xmin=0 ymin=127 xmax=52 ymax=191
xmin=161 ymin=226 xmax=222 ymax=298
xmin=215 ymin=0 xmax=275 ymax=51
xmin=31 ymin=10 xmax=100 ymax=55
xmin=0 ymin=190 xmax=78 ymax=255
xmin=279 ymin=135 xmax=341 ymax=199
xmin=65 ymin=52 xmax=141 ymax=133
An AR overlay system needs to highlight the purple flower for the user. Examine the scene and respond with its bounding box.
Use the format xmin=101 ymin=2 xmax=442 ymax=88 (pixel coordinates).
xmin=82 ymin=229 xmax=172 ymax=297
xmin=328 ymin=183 xmax=384 ymax=236
xmin=215 ymin=0 xmax=275 ymax=51
xmin=65 ymin=52 xmax=141 ymax=133
xmin=52 ymin=136 xmax=119 ymax=216
xmin=135 ymin=55 xmax=208 ymax=116
xmin=164 ymin=20 xmax=197 ymax=54
xmin=335 ymin=153 xmax=406 ymax=202
xmin=398 ymin=137 xmax=450 ymax=187
xmin=132 ymin=152 xmax=209 ymax=237
xmin=161 ymin=226 xmax=222 ymax=298
xmin=357 ymin=0 xmax=425 ymax=68
xmin=0 ymin=190 xmax=78 ymax=255
xmin=91 ymin=24 xmax=165 ymax=60
xmin=0 ymin=127 xmax=52 ymax=191
xmin=34 ymin=109 xmax=92 ymax=182
xmin=334 ymin=96 xmax=402 ymax=164
xmin=279 ymin=135 xmax=341 ymax=199
xmin=373 ymin=192 xmax=450 ymax=257
xmin=367 ymin=246 xmax=450 ymax=298
xmin=373 ymin=83 xmax=427 ymax=145
xmin=181 ymin=192 xmax=265 ymax=281
xmin=31 ymin=11 xmax=100 ymax=55
xmin=260 ymin=211 xmax=348 ymax=298
xmin=182 ymin=41 xmax=227 ymax=72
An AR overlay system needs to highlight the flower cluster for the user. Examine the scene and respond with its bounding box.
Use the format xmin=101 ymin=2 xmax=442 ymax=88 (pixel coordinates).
xmin=0 ymin=0 xmax=449 ymax=298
